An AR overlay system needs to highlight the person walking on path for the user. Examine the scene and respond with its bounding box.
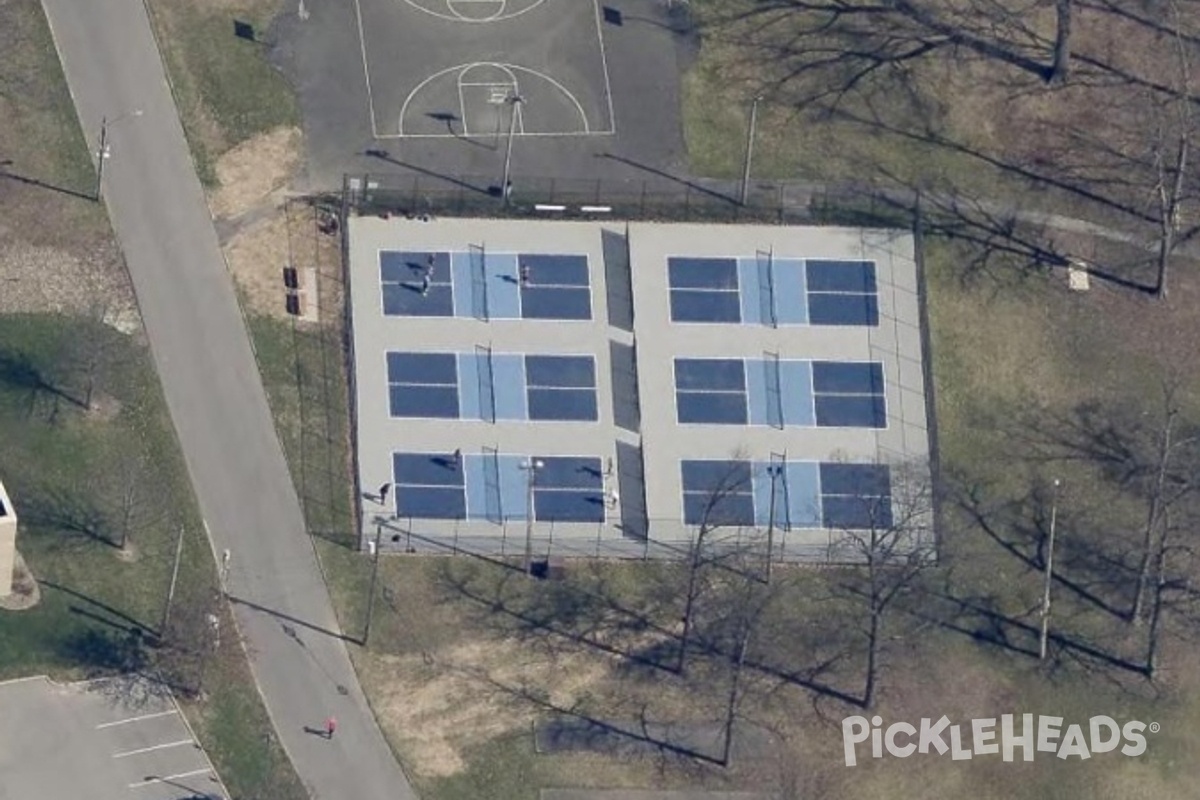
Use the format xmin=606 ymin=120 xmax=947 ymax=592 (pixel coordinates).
xmin=325 ymin=717 xmax=337 ymax=739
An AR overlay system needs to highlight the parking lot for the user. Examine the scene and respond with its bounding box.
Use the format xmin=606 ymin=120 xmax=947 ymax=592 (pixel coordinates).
xmin=0 ymin=675 xmax=227 ymax=800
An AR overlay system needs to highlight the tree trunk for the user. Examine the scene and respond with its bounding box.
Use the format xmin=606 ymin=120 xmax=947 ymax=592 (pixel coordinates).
xmin=1131 ymin=410 xmax=1174 ymax=624
xmin=721 ymin=618 xmax=753 ymax=766
xmin=1155 ymin=135 xmax=1188 ymax=299
xmin=1049 ymin=0 xmax=1074 ymax=84
xmin=1144 ymin=534 xmax=1168 ymax=678
xmin=677 ymin=529 xmax=706 ymax=675
xmin=864 ymin=606 xmax=880 ymax=709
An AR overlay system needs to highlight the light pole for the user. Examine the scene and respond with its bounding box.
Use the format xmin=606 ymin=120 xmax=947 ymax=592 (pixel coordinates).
xmin=161 ymin=524 xmax=185 ymax=634
xmin=363 ymin=519 xmax=385 ymax=647
xmin=94 ymin=109 xmax=143 ymax=201
xmin=739 ymin=95 xmax=762 ymax=206
xmin=1039 ymin=479 xmax=1061 ymax=660
xmin=501 ymin=93 xmax=524 ymax=206
xmin=520 ymin=458 xmax=543 ymax=575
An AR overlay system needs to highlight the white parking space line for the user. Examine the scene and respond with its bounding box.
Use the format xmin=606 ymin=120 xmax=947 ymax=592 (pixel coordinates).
xmin=113 ymin=739 xmax=195 ymax=759
xmin=96 ymin=710 xmax=178 ymax=729
xmin=128 ymin=768 xmax=211 ymax=788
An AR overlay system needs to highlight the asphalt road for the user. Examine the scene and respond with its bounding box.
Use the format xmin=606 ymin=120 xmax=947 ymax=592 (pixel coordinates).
xmin=40 ymin=1 xmax=417 ymax=798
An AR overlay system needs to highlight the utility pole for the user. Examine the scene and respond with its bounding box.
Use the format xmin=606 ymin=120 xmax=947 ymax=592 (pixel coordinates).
xmin=739 ymin=96 xmax=762 ymax=206
xmin=363 ymin=521 xmax=384 ymax=647
xmin=520 ymin=459 xmax=543 ymax=575
xmin=93 ymin=110 xmax=142 ymax=201
xmin=94 ymin=116 xmax=108 ymax=202
xmin=501 ymin=94 xmax=524 ymax=207
xmin=1039 ymin=479 xmax=1061 ymax=660
xmin=161 ymin=525 xmax=185 ymax=634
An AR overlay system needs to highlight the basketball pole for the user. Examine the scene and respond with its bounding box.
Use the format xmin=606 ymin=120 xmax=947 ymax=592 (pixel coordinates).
xmin=501 ymin=94 xmax=524 ymax=206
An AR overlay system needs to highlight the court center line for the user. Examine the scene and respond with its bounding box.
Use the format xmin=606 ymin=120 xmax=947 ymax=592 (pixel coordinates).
xmin=113 ymin=739 xmax=196 ymax=759
xmin=96 ymin=710 xmax=177 ymax=729
xmin=128 ymin=768 xmax=212 ymax=789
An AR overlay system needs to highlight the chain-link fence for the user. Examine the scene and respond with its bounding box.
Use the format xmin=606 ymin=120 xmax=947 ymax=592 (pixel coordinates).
xmin=359 ymin=514 xmax=931 ymax=566
xmin=343 ymin=172 xmax=914 ymax=229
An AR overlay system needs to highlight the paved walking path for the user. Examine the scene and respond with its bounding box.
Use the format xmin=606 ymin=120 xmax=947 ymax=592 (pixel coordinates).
xmin=40 ymin=1 xmax=416 ymax=798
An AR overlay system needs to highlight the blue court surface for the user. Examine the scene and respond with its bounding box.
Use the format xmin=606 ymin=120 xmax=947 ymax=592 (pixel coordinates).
xmin=380 ymin=250 xmax=592 ymax=321
xmin=680 ymin=459 xmax=893 ymax=530
xmin=386 ymin=351 xmax=599 ymax=422
xmin=667 ymin=256 xmax=879 ymax=326
xmin=674 ymin=358 xmax=886 ymax=428
xmin=393 ymin=452 xmax=606 ymax=523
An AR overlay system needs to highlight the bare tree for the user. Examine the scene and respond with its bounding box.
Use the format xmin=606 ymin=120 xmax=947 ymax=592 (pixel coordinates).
xmin=1129 ymin=378 xmax=1200 ymax=625
xmin=1151 ymin=0 xmax=1195 ymax=299
xmin=1049 ymin=0 xmax=1075 ymax=84
xmin=676 ymin=455 xmax=756 ymax=676
xmin=105 ymin=449 xmax=163 ymax=553
xmin=156 ymin=585 xmax=221 ymax=698
xmin=57 ymin=299 xmax=119 ymax=412
xmin=828 ymin=461 xmax=934 ymax=709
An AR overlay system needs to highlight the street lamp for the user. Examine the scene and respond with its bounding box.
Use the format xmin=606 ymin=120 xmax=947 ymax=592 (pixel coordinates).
xmin=95 ymin=109 xmax=143 ymax=201
xmin=519 ymin=458 xmax=543 ymax=575
xmin=501 ymin=93 xmax=524 ymax=207
xmin=1039 ymin=479 xmax=1061 ymax=660
xmin=739 ymin=95 xmax=762 ymax=206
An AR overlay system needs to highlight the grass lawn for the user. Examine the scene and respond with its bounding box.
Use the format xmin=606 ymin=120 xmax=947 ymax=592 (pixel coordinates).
xmin=0 ymin=0 xmax=111 ymax=246
xmin=248 ymin=217 xmax=1200 ymax=799
xmin=679 ymin=0 xmax=1197 ymax=236
xmin=144 ymin=0 xmax=299 ymax=186
xmin=0 ymin=4 xmax=304 ymax=791
xmin=0 ymin=315 xmax=306 ymax=800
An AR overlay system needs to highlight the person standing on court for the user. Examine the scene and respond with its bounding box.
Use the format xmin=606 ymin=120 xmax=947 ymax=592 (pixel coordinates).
xmin=325 ymin=716 xmax=337 ymax=739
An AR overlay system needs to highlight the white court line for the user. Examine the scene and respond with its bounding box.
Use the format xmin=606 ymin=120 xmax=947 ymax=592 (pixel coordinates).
xmin=457 ymin=71 xmax=469 ymax=136
xmin=401 ymin=62 xmax=593 ymax=137
xmin=113 ymin=739 xmax=195 ymax=759
xmin=96 ymin=710 xmax=178 ymax=729
xmin=403 ymin=0 xmax=547 ymax=24
xmin=354 ymin=0 xmax=381 ymax=139
xmin=128 ymin=768 xmax=212 ymax=789
xmin=591 ymin=0 xmax=617 ymax=134
xmin=383 ymin=130 xmax=613 ymax=140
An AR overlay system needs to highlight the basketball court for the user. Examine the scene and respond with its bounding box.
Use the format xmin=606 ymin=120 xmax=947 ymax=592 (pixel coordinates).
xmin=355 ymin=0 xmax=615 ymax=139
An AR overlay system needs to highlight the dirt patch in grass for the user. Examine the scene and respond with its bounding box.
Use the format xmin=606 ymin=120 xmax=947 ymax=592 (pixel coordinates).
xmin=365 ymin=637 xmax=612 ymax=779
xmin=0 ymin=241 xmax=138 ymax=329
xmin=0 ymin=0 xmax=135 ymax=321
xmin=145 ymin=0 xmax=299 ymax=187
xmin=225 ymin=213 xmax=292 ymax=319
xmin=210 ymin=126 xmax=303 ymax=220
xmin=0 ymin=552 xmax=41 ymax=612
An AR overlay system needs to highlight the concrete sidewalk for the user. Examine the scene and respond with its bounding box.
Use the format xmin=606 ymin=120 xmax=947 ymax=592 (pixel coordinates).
xmin=39 ymin=0 xmax=416 ymax=798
